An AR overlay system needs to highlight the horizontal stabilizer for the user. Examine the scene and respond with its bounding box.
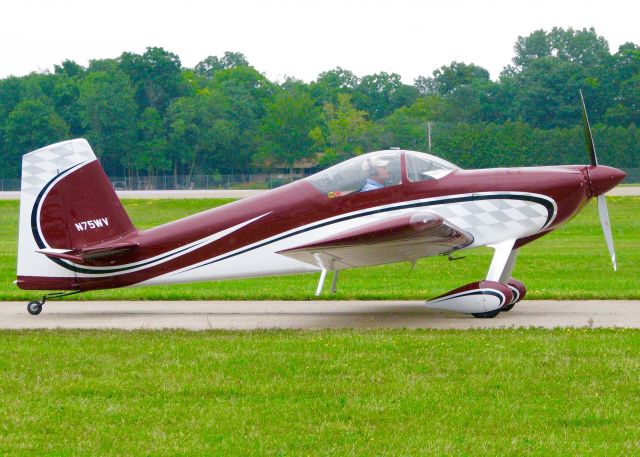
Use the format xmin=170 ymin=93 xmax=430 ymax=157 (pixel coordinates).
xmin=36 ymin=242 xmax=139 ymax=265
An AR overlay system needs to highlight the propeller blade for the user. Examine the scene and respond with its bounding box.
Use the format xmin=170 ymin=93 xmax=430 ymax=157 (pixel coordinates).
xmin=579 ymin=89 xmax=598 ymax=166
xmin=580 ymin=92 xmax=617 ymax=270
xmin=597 ymin=194 xmax=617 ymax=271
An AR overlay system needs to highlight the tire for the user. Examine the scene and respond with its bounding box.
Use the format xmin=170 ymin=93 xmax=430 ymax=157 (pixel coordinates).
xmin=27 ymin=301 xmax=42 ymax=316
xmin=471 ymin=309 xmax=500 ymax=318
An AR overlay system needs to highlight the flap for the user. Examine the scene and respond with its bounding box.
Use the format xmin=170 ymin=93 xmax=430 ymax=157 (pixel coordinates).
xmin=278 ymin=212 xmax=473 ymax=270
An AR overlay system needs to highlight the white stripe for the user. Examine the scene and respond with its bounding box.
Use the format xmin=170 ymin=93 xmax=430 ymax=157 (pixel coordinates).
xmin=430 ymin=288 xmax=506 ymax=305
xmin=70 ymin=213 xmax=271 ymax=276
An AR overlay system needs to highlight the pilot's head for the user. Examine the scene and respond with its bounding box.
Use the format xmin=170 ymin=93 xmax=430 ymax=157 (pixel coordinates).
xmin=369 ymin=158 xmax=390 ymax=184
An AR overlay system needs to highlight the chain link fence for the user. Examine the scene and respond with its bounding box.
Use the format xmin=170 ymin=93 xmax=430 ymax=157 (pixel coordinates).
xmin=1 ymin=173 xmax=303 ymax=192
xmin=0 ymin=179 xmax=19 ymax=191
xmin=107 ymin=174 xmax=304 ymax=191
xmin=623 ymin=167 xmax=640 ymax=183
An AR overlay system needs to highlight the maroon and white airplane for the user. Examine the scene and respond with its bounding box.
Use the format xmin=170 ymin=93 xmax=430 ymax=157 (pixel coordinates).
xmin=16 ymin=94 xmax=625 ymax=317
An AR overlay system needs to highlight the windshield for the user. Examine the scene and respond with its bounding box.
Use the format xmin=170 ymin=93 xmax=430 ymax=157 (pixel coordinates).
xmin=306 ymin=151 xmax=402 ymax=197
xmin=405 ymin=151 xmax=458 ymax=182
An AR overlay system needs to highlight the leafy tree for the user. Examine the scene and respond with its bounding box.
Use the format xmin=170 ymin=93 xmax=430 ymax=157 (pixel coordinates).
xmin=194 ymin=51 xmax=249 ymax=79
xmin=511 ymin=27 xmax=609 ymax=70
xmin=548 ymin=27 xmax=610 ymax=67
xmin=511 ymin=29 xmax=553 ymax=69
xmin=134 ymin=107 xmax=170 ymax=176
xmin=415 ymin=62 xmax=490 ymax=96
xmin=431 ymin=122 xmax=487 ymax=167
xmin=0 ymin=77 xmax=25 ymax=123
xmin=52 ymin=74 xmax=83 ymax=135
xmin=54 ymin=60 xmax=85 ymax=78
xmin=120 ymin=47 xmax=184 ymax=112
xmin=510 ymin=57 xmax=586 ymax=128
xmin=609 ymin=43 xmax=640 ymax=85
xmin=166 ymin=92 xmax=237 ymax=183
xmin=0 ymin=30 xmax=637 ymax=182
xmin=353 ymin=72 xmax=419 ymax=119
xmin=209 ymin=66 xmax=275 ymax=171
xmin=442 ymin=82 xmax=492 ymax=123
xmin=12 ymin=73 xmax=51 ymax=104
xmin=258 ymin=87 xmax=320 ymax=172
xmin=310 ymin=67 xmax=358 ymax=105
xmin=0 ymin=77 xmax=35 ymax=176
xmin=79 ymin=70 xmax=138 ymax=175
xmin=87 ymin=58 xmax=120 ymax=73
xmin=310 ymin=93 xmax=372 ymax=165
xmin=2 ymin=99 xmax=70 ymax=178
xmin=415 ymin=62 xmax=497 ymax=123
xmin=504 ymin=27 xmax=613 ymax=125
xmin=178 ymin=69 xmax=201 ymax=97
xmin=594 ymin=124 xmax=640 ymax=168
xmin=605 ymin=75 xmax=640 ymax=126
xmin=280 ymin=76 xmax=308 ymax=92
xmin=378 ymin=95 xmax=451 ymax=151
xmin=597 ymin=43 xmax=640 ymax=121
xmin=210 ymin=65 xmax=274 ymax=126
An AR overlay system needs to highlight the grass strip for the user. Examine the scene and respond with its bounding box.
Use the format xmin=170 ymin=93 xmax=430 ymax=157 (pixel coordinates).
xmin=1 ymin=328 xmax=639 ymax=456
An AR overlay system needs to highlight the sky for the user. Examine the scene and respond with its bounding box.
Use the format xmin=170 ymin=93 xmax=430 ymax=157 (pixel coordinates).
xmin=1 ymin=0 xmax=639 ymax=83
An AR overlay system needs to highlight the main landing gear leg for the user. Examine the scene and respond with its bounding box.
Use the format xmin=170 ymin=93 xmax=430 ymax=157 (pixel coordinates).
xmin=27 ymin=290 xmax=82 ymax=315
xmin=470 ymin=239 xmax=521 ymax=318
xmin=315 ymin=269 xmax=328 ymax=296
xmin=330 ymin=271 xmax=340 ymax=294
xmin=486 ymin=239 xmax=518 ymax=284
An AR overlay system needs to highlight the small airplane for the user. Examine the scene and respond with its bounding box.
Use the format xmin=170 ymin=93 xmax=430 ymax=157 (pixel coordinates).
xmin=16 ymin=92 xmax=625 ymax=317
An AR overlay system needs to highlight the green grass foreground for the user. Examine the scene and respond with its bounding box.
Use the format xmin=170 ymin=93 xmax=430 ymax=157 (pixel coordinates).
xmin=1 ymin=329 xmax=640 ymax=455
xmin=0 ymin=197 xmax=638 ymax=301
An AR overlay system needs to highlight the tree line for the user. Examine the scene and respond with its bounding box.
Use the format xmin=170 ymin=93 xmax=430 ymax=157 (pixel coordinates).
xmin=0 ymin=26 xmax=638 ymax=181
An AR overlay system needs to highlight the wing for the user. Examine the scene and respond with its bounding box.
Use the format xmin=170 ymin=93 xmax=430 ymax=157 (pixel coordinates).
xmin=278 ymin=212 xmax=473 ymax=270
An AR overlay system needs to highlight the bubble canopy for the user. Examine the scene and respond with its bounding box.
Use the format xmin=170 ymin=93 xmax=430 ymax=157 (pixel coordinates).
xmin=305 ymin=149 xmax=459 ymax=196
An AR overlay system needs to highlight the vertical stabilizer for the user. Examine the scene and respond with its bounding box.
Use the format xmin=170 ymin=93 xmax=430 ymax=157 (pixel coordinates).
xmin=16 ymin=139 xmax=135 ymax=290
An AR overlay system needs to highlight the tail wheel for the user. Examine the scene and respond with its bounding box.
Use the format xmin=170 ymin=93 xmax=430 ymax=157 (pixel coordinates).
xmin=27 ymin=301 xmax=43 ymax=315
xmin=25 ymin=290 xmax=81 ymax=315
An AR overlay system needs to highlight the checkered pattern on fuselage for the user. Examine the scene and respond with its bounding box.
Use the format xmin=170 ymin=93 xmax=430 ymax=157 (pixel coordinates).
xmin=431 ymin=197 xmax=550 ymax=245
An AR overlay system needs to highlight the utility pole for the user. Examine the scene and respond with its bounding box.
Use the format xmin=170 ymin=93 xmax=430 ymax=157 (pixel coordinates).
xmin=427 ymin=121 xmax=432 ymax=153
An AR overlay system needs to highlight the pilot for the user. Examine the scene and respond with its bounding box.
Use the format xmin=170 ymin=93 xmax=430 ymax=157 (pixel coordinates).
xmin=361 ymin=158 xmax=390 ymax=192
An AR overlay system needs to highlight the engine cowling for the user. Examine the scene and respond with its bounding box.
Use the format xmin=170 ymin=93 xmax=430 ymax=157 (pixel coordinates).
xmin=426 ymin=280 xmax=513 ymax=315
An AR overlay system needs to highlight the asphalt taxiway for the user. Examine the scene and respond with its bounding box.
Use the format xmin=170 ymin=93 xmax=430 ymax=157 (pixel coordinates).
xmin=1 ymin=300 xmax=639 ymax=330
